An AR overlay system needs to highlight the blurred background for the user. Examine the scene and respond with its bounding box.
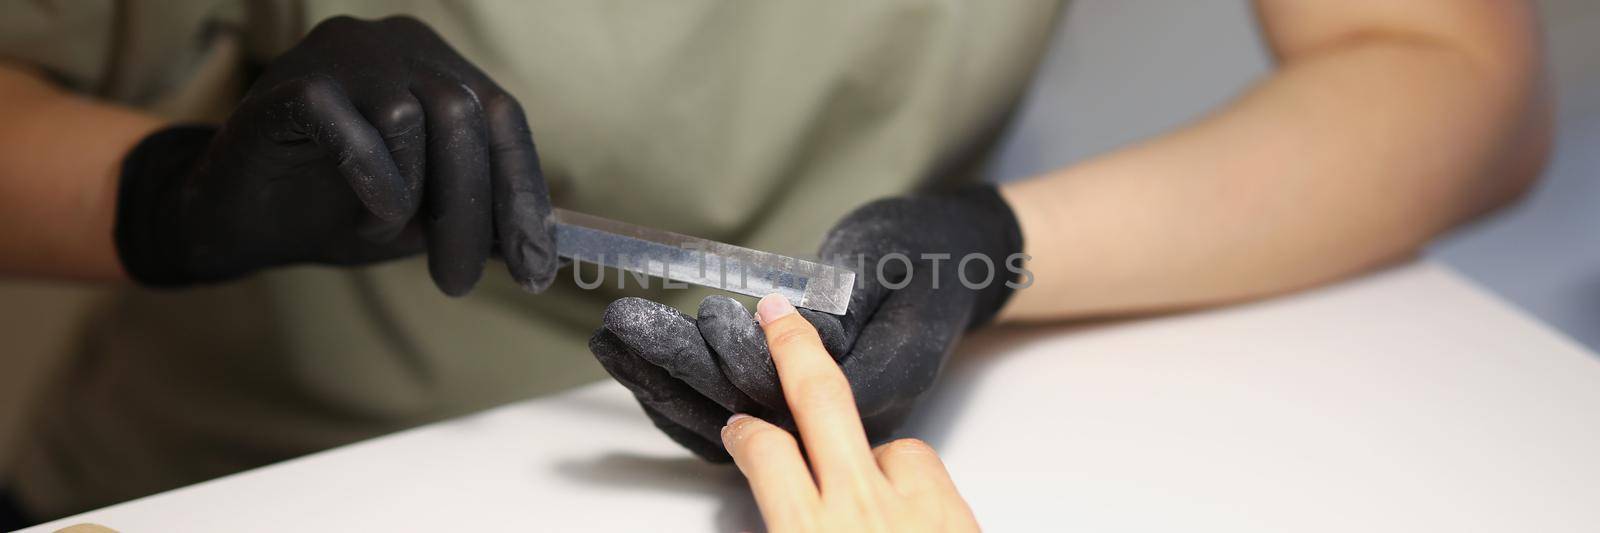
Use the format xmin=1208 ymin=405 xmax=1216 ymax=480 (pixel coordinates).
xmin=2 ymin=0 xmax=1596 ymax=473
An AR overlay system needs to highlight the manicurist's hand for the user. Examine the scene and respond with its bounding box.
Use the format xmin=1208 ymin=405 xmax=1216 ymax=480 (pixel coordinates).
xmin=114 ymin=16 xmax=555 ymax=295
xmin=590 ymin=186 xmax=1024 ymax=461
xmin=722 ymin=293 xmax=979 ymax=532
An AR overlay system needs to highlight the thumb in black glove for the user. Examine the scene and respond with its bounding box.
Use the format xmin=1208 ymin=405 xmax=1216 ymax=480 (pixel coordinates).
xmin=115 ymin=15 xmax=555 ymax=296
xmin=589 ymin=186 xmax=1026 ymax=460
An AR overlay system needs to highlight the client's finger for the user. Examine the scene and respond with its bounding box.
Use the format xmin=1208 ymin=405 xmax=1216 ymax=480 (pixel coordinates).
xmin=756 ymin=293 xmax=882 ymax=492
xmin=722 ymin=413 xmax=819 ymax=524
xmin=873 ymin=438 xmax=962 ymax=499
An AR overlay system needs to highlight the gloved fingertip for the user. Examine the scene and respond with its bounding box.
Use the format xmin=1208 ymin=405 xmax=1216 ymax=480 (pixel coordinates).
xmin=602 ymin=296 xmax=658 ymax=326
xmin=697 ymin=296 xmax=786 ymax=414
xmin=586 ymin=328 xmax=660 ymax=389
xmin=503 ymin=231 xmax=559 ymax=293
xmin=372 ymin=189 xmax=417 ymax=223
xmin=512 ymin=265 xmax=556 ymax=294
xmin=356 ymin=213 xmax=410 ymax=244
xmin=432 ymin=272 xmax=478 ymax=298
xmin=696 ymin=295 xmax=749 ymax=321
xmin=334 ymin=143 xmax=414 ymax=224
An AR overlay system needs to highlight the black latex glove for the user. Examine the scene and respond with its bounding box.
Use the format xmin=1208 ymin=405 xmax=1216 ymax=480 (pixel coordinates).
xmin=589 ymin=186 xmax=1025 ymax=461
xmin=114 ymin=16 xmax=555 ymax=295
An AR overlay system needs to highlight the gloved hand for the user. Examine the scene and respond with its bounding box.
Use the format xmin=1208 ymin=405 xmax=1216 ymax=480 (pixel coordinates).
xmin=589 ymin=186 xmax=1025 ymax=461
xmin=114 ymin=16 xmax=555 ymax=296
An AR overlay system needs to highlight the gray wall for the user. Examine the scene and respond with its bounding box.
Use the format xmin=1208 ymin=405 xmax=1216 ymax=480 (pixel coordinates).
xmin=994 ymin=0 xmax=1600 ymax=352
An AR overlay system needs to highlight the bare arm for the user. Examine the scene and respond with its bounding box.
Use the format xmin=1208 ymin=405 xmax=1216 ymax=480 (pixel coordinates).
xmin=999 ymin=0 xmax=1550 ymax=321
xmin=0 ymin=64 xmax=165 ymax=281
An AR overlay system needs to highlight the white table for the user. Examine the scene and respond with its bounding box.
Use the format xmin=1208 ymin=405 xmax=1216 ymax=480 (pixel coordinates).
xmin=26 ymin=262 xmax=1600 ymax=532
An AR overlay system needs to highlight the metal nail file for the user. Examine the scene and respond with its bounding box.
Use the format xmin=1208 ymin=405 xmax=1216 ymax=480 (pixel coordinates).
xmin=552 ymin=208 xmax=856 ymax=315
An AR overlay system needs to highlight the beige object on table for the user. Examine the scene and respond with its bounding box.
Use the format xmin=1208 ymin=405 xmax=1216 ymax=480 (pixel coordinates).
xmin=53 ymin=524 xmax=117 ymax=533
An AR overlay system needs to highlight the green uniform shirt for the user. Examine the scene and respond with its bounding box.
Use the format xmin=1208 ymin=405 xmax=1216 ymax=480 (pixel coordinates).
xmin=2 ymin=0 xmax=1062 ymax=518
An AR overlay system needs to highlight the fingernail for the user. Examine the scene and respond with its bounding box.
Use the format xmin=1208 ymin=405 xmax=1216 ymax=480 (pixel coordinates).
xmin=726 ymin=413 xmax=752 ymax=428
xmin=756 ymin=293 xmax=795 ymax=325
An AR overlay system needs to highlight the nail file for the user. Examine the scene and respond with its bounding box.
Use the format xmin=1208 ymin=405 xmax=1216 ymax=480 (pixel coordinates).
xmin=552 ymin=208 xmax=856 ymax=315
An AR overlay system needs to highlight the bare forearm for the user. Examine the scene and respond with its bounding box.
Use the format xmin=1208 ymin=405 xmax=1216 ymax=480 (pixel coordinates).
xmin=999 ymin=3 xmax=1548 ymax=321
xmin=0 ymin=65 xmax=165 ymax=281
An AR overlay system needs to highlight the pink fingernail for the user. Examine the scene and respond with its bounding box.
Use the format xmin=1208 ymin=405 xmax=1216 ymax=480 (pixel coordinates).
xmin=756 ymin=293 xmax=795 ymax=325
xmin=726 ymin=413 xmax=752 ymax=427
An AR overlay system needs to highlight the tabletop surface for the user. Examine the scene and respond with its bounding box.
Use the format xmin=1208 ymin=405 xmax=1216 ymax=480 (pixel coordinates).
xmin=26 ymin=262 xmax=1600 ymax=532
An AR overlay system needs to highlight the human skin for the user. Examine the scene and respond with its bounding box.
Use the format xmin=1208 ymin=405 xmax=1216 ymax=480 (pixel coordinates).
xmin=721 ymin=293 xmax=980 ymax=532
xmin=0 ymin=0 xmax=1548 ymax=325
xmin=998 ymin=0 xmax=1549 ymax=321
xmin=0 ymin=64 xmax=161 ymax=281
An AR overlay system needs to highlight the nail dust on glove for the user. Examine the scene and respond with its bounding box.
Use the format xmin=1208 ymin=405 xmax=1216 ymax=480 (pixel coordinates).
xmin=591 ymin=185 xmax=1025 ymax=460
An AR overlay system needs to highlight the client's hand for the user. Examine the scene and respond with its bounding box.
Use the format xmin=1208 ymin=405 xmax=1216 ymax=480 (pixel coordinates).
xmin=722 ymin=293 xmax=980 ymax=532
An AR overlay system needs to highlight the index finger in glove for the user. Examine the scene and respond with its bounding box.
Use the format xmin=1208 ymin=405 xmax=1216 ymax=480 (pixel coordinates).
xmin=262 ymin=75 xmax=414 ymax=223
xmin=348 ymin=88 xmax=426 ymax=243
xmin=380 ymin=15 xmax=558 ymax=292
xmin=602 ymin=297 xmax=762 ymax=416
xmin=482 ymin=93 xmax=557 ymax=293
xmin=409 ymin=67 xmax=494 ymax=296
xmin=697 ymin=295 xmax=851 ymax=415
